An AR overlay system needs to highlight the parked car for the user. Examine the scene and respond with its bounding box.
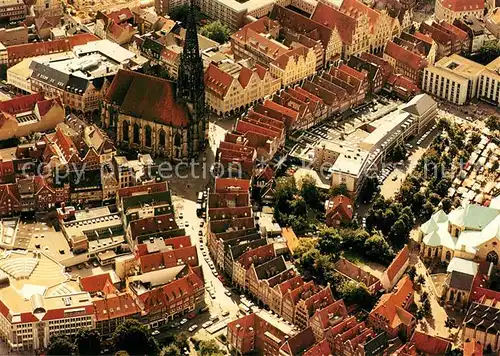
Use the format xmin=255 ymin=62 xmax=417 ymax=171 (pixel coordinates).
xmin=198 ymin=230 xmax=203 ymax=236
xmin=199 ymin=221 xmax=204 ymax=227
xmin=151 ymin=330 xmax=160 ymax=336
xmin=222 ymin=310 xmax=230 ymax=317
xmin=224 ymin=290 xmax=232 ymax=297
xmin=179 ymin=212 xmax=183 ymax=219
xmin=209 ymin=315 xmax=219 ymax=322
xmin=180 ymin=318 xmax=188 ymax=325
xmin=202 ymin=321 xmax=213 ymax=329
xmin=188 ymin=324 xmax=198 ymax=332
xmin=184 ymin=221 xmax=189 ymax=227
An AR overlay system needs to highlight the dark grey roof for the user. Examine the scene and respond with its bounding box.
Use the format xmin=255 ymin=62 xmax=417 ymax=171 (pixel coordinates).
xmin=31 ymin=62 xmax=90 ymax=93
xmin=400 ymin=32 xmax=432 ymax=56
xmin=464 ymin=302 xmax=500 ymax=333
xmin=69 ymin=169 xmax=102 ymax=192
xmin=448 ymin=271 xmax=474 ymax=291
xmin=347 ymin=56 xmax=380 ymax=83
xmin=364 ymin=332 xmax=388 ymax=356
xmin=226 ymin=235 xmax=265 ymax=257
xmin=255 ymin=256 xmax=287 ymax=280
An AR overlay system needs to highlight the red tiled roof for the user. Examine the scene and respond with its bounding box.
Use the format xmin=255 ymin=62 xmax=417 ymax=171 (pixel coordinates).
xmin=272 ymin=45 xmax=309 ymax=70
xmin=340 ymin=0 xmax=381 ymax=33
xmin=280 ymin=327 xmax=316 ymax=356
xmin=117 ymin=182 xmax=168 ymax=200
xmin=339 ymin=64 xmax=367 ymax=81
xmin=237 ymin=243 xmax=275 ymax=270
xmin=413 ymin=31 xmax=434 ymax=44
xmin=214 ymin=178 xmax=250 ymax=193
xmin=94 ymin=292 xmax=140 ymax=321
xmin=140 ymin=245 xmax=198 ymax=272
xmin=129 ymin=213 xmax=178 ymax=239
xmin=105 ymin=70 xmax=189 ymax=127
xmin=387 ymin=74 xmax=421 ymax=94
xmin=238 ymin=66 xmax=253 ymax=88
xmin=205 ymin=63 xmax=233 ymax=98
xmin=385 ymin=41 xmax=427 ymax=70
xmin=303 ymin=338 xmax=332 ymax=356
xmin=410 ymin=331 xmax=451 ymax=355
xmin=36 ymin=98 xmax=62 ymax=117
xmin=326 ymin=194 xmax=354 ymax=222
xmin=311 ymin=2 xmax=357 ymax=44
xmin=439 ymin=20 xmax=469 ymax=41
xmin=314 ymin=299 xmax=348 ymax=329
xmin=440 ymin=0 xmax=483 ymax=12
xmin=385 ymin=246 xmax=409 ymax=283
xmin=254 ymin=63 xmax=267 ymax=79
xmin=80 ymin=273 xmax=114 ymax=293
xmin=7 ymin=34 xmax=99 ymax=64
xmin=335 ymin=258 xmax=380 ymax=288
xmin=107 ymin=8 xmax=133 ymax=23
xmin=0 ymin=93 xmax=44 ymax=114
xmin=41 ymin=305 xmax=95 ymax=321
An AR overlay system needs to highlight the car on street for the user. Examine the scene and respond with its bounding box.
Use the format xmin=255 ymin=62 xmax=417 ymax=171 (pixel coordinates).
xmin=209 ymin=315 xmax=219 ymax=322
xmin=92 ymin=261 xmax=99 ymax=267
xmin=392 ymin=175 xmax=398 ymax=181
xmin=188 ymin=324 xmax=198 ymax=332
xmin=199 ymin=221 xmax=204 ymax=227
xmin=210 ymin=292 xmax=216 ymax=299
xmin=213 ymin=270 xmax=219 ymax=277
xmin=184 ymin=221 xmax=189 ymax=227
xmin=202 ymin=251 xmax=207 ymax=256
xmin=198 ymin=230 xmax=203 ymax=236
xmin=180 ymin=318 xmax=188 ymax=325
xmin=151 ymin=330 xmax=160 ymax=336
xmin=202 ymin=321 xmax=213 ymax=329
xmin=224 ymin=290 xmax=232 ymax=297
xmin=179 ymin=212 xmax=183 ymax=219
xmin=222 ymin=311 xmax=230 ymax=317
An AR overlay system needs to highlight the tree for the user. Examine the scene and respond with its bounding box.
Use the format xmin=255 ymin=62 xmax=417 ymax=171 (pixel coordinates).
xmin=445 ymin=316 xmax=456 ymax=329
xmin=416 ymin=274 xmax=426 ymax=286
xmin=318 ymin=228 xmax=343 ymax=256
xmin=422 ymin=298 xmax=432 ymax=316
xmin=486 ymin=115 xmax=499 ymax=132
xmin=47 ymin=335 xmax=77 ymax=355
xmin=337 ymin=280 xmax=373 ymax=309
xmin=364 ymin=234 xmax=394 ymax=264
xmin=200 ymin=21 xmax=231 ymax=44
xmin=493 ymin=161 xmax=500 ymax=172
xmin=113 ymin=319 xmax=159 ymax=355
xmin=329 ymin=184 xmax=348 ymax=197
xmin=390 ymin=144 xmax=406 ymax=162
xmin=469 ymin=132 xmax=481 ymax=146
xmin=420 ymin=291 xmax=429 ymax=302
xmin=412 ymin=192 xmax=426 ymax=214
xmin=199 ymin=340 xmax=223 ymax=355
xmin=441 ymin=197 xmax=453 ymax=213
xmin=174 ymin=331 xmax=190 ymax=350
xmin=421 ymin=201 xmax=435 ymax=221
xmin=407 ymin=265 xmax=417 ymax=281
xmin=160 ymin=345 xmax=181 ymax=356
xmin=300 ymin=175 xmax=322 ymax=210
xmin=388 ymin=219 xmax=409 ymax=248
xmin=75 ymin=328 xmax=101 ymax=355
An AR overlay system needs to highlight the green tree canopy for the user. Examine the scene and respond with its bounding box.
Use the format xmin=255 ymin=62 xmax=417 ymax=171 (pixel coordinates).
xmin=160 ymin=345 xmax=181 ymax=356
xmin=200 ymin=21 xmax=231 ymax=44
xmin=169 ymin=4 xmax=202 ymax=23
xmin=113 ymin=319 xmax=159 ymax=355
xmin=486 ymin=115 xmax=499 ymax=131
xmin=364 ymin=234 xmax=394 ymax=264
xmin=47 ymin=335 xmax=77 ymax=356
xmin=199 ymin=340 xmax=224 ymax=355
xmin=75 ymin=328 xmax=101 ymax=355
xmin=318 ymin=228 xmax=342 ymax=256
xmin=337 ymin=280 xmax=374 ymax=309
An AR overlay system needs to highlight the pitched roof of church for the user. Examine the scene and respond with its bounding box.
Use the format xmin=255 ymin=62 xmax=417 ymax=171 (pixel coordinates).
xmin=105 ymin=70 xmax=190 ymax=127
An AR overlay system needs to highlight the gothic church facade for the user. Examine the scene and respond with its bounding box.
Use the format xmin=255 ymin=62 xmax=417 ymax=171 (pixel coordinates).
xmin=101 ymin=5 xmax=207 ymax=160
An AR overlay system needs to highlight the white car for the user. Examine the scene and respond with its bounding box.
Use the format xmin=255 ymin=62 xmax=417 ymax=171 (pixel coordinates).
xmin=224 ymin=290 xmax=232 ymax=297
xmin=222 ymin=310 xmax=230 ymax=317
xmin=180 ymin=318 xmax=188 ymax=325
xmin=188 ymin=324 xmax=198 ymax=332
xmin=151 ymin=330 xmax=160 ymax=336
xmin=179 ymin=212 xmax=183 ymax=219
xmin=184 ymin=221 xmax=189 ymax=227
xmin=213 ymin=271 xmax=219 ymax=277
xmin=202 ymin=321 xmax=213 ymax=329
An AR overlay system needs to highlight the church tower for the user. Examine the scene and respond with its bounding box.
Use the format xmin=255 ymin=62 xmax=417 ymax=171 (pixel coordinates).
xmin=176 ymin=2 xmax=207 ymax=158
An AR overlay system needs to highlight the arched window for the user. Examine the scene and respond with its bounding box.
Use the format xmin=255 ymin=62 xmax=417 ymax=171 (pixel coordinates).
xmin=133 ymin=123 xmax=140 ymax=144
xmin=427 ymin=248 xmax=431 ymax=257
xmin=159 ymin=130 xmax=166 ymax=147
xmin=122 ymin=121 xmax=129 ymax=142
xmin=445 ymin=251 xmax=451 ymax=261
xmin=145 ymin=125 xmax=152 ymax=147
xmin=487 ymin=251 xmax=499 ymax=265
xmin=434 ymin=249 xmax=438 ymax=257
xmin=456 ymin=292 xmax=462 ymax=303
xmin=449 ymin=289 xmax=454 ymax=302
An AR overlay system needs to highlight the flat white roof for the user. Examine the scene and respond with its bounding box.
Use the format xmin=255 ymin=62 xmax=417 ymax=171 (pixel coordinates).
xmin=73 ymin=39 xmax=136 ymax=64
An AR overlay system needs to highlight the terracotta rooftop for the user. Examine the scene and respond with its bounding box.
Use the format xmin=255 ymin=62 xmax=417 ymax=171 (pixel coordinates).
xmin=303 ymin=338 xmax=332 ymax=356
xmin=311 ymin=1 xmax=357 ymax=44
xmin=205 ymin=62 xmax=233 ymax=98
xmin=313 ymin=299 xmax=348 ymax=329
xmin=384 ymin=41 xmax=427 ymax=70
xmin=385 ymin=246 xmax=410 ymax=283
xmin=409 ymin=331 xmax=451 ymax=355
xmin=440 ymin=0 xmax=483 ymax=12
xmin=340 ymin=0 xmax=381 ymax=33
xmin=80 ymin=273 xmax=114 ymax=294
xmin=105 ymin=70 xmax=189 ymax=127
xmin=93 ymin=292 xmax=140 ymax=321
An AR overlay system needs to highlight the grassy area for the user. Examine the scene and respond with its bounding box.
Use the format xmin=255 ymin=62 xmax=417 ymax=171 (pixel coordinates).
xmin=342 ymin=250 xmax=367 ymax=265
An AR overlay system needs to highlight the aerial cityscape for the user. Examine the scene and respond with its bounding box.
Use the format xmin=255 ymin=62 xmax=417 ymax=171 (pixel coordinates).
xmin=0 ymin=0 xmax=497 ymax=354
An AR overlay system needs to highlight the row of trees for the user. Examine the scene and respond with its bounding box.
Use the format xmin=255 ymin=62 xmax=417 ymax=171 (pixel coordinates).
xmin=47 ymin=319 xmax=224 ymax=356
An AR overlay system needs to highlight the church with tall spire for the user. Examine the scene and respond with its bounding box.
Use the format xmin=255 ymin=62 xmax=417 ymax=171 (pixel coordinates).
xmin=102 ymin=4 xmax=208 ymax=161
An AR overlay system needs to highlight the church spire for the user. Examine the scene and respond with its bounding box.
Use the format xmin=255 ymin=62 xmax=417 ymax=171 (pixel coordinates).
xmin=176 ymin=1 xmax=205 ymax=113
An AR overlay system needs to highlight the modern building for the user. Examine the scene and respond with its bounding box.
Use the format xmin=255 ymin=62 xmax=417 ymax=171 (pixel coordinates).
xmin=478 ymin=56 xmax=500 ymax=107
xmin=422 ymin=54 xmax=484 ymax=104
xmin=30 ymin=40 xmax=137 ymax=114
